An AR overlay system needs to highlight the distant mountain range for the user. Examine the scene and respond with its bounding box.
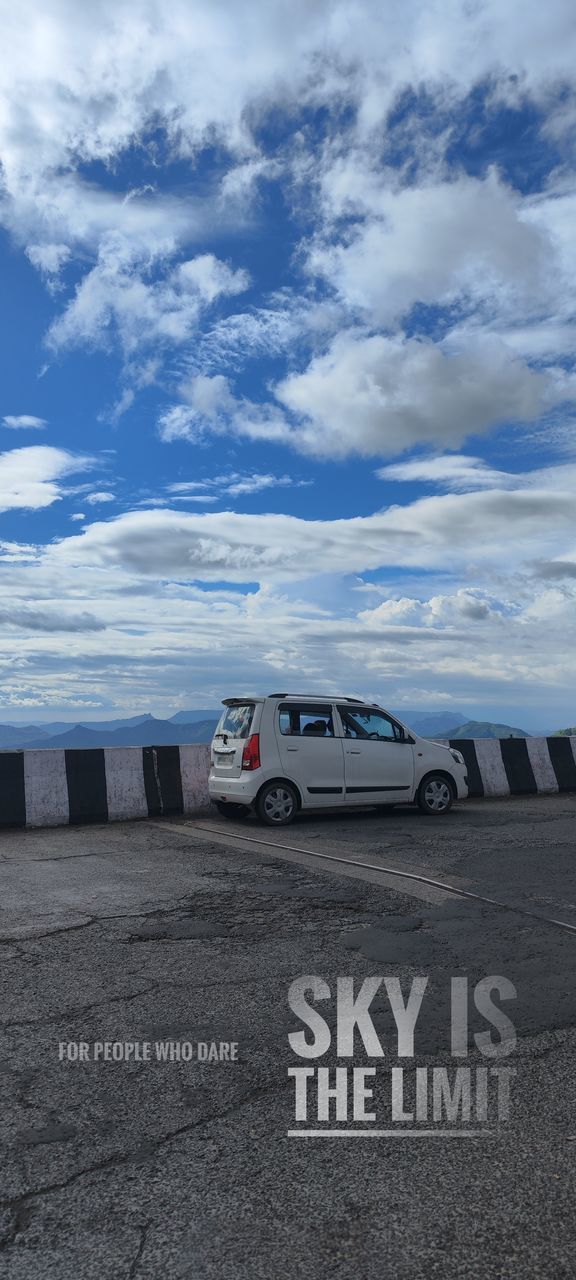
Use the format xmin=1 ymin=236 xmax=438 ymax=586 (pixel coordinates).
xmin=433 ymin=720 xmax=530 ymax=740
xmin=395 ymin=712 xmax=530 ymax=738
xmin=0 ymin=707 xmax=572 ymax=751
xmin=0 ymin=711 xmax=220 ymax=751
xmin=394 ymin=710 xmax=469 ymax=736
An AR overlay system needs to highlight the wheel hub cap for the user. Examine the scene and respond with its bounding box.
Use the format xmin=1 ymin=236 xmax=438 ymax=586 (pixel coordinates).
xmin=264 ymin=788 xmax=293 ymax=821
xmin=424 ymin=780 xmax=450 ymax=811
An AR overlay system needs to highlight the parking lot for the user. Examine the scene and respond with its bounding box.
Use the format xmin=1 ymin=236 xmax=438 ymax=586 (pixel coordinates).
xmin=1 ymin=794 xmax=575 ymax=1278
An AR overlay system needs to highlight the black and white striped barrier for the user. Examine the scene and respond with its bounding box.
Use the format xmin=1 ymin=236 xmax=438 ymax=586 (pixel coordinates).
xmin=0 ymin=744 xmax=211 ymax=829
xmin=0 ymin=738 xmax=574 ymax=829
xmin=441 ymin=736 xmax=576 ymax=798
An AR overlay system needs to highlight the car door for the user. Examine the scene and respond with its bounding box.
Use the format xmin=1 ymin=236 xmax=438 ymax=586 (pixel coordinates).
xmin=336 ymin=705 xmax=414 ymax=803
xmin=274 ymin=702 xmax=345 ymax=806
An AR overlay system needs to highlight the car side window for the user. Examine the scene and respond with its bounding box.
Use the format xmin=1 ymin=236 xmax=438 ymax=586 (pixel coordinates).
xmin=278 ymin=704 xmax=334 ymax=737
xmin=338 ymin=707 xmax=404 ymax=741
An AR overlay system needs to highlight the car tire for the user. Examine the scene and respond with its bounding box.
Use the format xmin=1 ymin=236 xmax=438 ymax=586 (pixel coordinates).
xmin=257 ymin=781 xmax=298 ymax=826
xmin=214 ymin=801 xmax=251 ymax=819
xmin=417 ymin=775 xmax=454 ymax=816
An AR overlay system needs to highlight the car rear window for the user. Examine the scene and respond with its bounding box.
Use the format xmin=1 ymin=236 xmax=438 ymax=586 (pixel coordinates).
xmin=216 ymin=704 xmax=255 ymax=740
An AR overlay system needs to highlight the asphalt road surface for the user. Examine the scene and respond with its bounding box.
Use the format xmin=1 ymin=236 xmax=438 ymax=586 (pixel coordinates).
xmin=1 ymin=794 xmax=575 ymax=1278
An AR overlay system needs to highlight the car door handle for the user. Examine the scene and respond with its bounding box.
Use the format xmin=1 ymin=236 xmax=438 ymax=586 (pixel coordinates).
xmin=346 ymin=749 xmax=362 ymax=754
xmin=286 ymin=746 xmax=299 ymax=752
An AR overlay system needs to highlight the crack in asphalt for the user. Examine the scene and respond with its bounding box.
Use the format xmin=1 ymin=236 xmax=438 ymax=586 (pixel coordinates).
xmin=0 ymin=971 xmax=298 ymax=1031
xmin=0 ymin=1079 xmax=285 ymax=1241
xmin=128 ymin=1221 xmax=151 ymax=1280
xmin=0 ymin=899 xmax=221 ymax=945
xmin=0 ymin=983 xmax=170 ymax=1031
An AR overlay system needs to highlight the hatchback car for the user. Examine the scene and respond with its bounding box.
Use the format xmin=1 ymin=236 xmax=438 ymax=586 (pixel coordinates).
xmin=209 ymin=694 xmax=468 ymax=825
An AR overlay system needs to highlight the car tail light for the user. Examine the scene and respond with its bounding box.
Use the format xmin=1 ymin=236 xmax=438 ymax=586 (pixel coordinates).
xmin=241 ymin=733 xmax=261 ymax=771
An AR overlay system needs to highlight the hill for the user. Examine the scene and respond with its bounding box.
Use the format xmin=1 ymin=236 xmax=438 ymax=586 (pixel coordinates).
xmin=433 ymin=720 xmax=530 ymax=740
xmin=168 ymin=710 xmax=221 ymax=724
xmin=22 ymin=717 xmax=219 ymax=750
xmin=555 ymin=726 xmax=576 ymax=736
xmin=398 ymin=711 xmax=469 ymax=736
xmin=0 ymin=723 xmax=51 ymax=748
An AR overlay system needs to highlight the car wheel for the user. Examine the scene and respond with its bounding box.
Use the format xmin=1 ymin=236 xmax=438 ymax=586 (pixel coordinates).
xmin=257 ymin=782 xmax=298 ymax=826
xmin=214 ymin=801 xmax=251 ymax=819
xmin=417 ymin=775 xmax=454 ymax=816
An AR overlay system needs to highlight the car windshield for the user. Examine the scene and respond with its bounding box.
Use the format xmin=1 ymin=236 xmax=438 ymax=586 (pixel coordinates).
xmin=216 ymin=704 xmax=255 ymax=740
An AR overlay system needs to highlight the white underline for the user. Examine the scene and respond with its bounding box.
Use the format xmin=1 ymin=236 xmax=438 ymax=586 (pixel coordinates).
xmin=287 ymin=1129 xmax=494 ymax=1138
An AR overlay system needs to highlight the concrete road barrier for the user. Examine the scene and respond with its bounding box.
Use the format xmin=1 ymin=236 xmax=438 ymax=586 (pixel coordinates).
xmin=441 ymin=736 xmax=576 ymax=799
xmin=0 ymin=738 xmax=574 ymax=828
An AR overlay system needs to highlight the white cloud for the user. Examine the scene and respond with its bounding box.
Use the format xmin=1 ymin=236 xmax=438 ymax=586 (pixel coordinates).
xmin=0 ymin=2 xmax=575 ymax=719
xmin=0 ymin=449 xmax=573 ymax=715
xmin=378 ymin=455 xmax=509 ymax=491
xmin=2 ymin=2 xmax=574 ymax=290
xmin=2 ymin=415 xmax=47 ymax=430
xmin=158 ymin=375 xmax=288 ymax=445
xmin=47 ymin=243 xmax=250 ymax=357
xmin=308 ymin=172 xmax=549 ymax=327
xmin=0 ymin=520 xmax=573 ymax=720
xmin=85 ymin=491 xmax=116 ymax=505
xmin=0 ymin=446 xmax=92 ymax=513
xmin=46 ymin=475 xmax=575 ymax=584
xmin=1 ymin=0 xmax=575 ymax=438
xmin=378 ymin=455 xmax=576 ymax=493
xmin=188 ymin=294 xmax=344 ymax=374
xmin=274 ymin=331 xmax=551 ymax=457
xmin=159 ymin=331 xmax=555 ymax=460
xmin=168 ymin=471 xmax=311 ymax=498
xmin=25 ymin=242 xmax=70 ymax=286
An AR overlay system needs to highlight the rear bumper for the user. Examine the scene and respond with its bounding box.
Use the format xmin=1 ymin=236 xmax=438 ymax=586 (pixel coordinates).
xmin=208 ymin=773 xmax=259 ymax=805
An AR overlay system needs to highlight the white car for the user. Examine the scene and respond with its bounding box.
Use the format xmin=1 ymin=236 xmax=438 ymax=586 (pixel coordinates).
xmin=209 ymin=694 xmax=468 ymax=826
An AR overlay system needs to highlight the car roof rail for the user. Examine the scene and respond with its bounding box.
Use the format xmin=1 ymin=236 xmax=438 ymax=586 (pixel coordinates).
xmin=267 ymin=693 xmax=366 ymax=703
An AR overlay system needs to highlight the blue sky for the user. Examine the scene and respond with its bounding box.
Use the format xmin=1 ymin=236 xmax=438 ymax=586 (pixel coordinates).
xmin=1 ymin=0 xmax=575 ymax=729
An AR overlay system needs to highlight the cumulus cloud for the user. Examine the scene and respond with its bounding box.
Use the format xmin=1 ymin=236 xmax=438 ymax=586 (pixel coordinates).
xmin=84 ymin=492 xmax=116 ymax=505
xmin=274 ymin=332 xmax=551 ymax=457
xmin=158 ymin=375 xmax=288 ymax=445
xmin=1 ymin=1 xmax=574 ymax=214
xmin=1 ymin=1 xmax=574 ymax=443
xmin=1 ymin=2 xmax=576 ymax=718
xmin=25 ymin=243 xmax=71 ymax=290
xmin=2 ymin=415 xmax=47 ymax=430
xmin=47 ymin=244 xmax=250 ymax=356
xmin=0 ymin=446 xmax=92 ymax=513
xmin=308 ymin=172 xmax=549 ymax=326
xmin=159 ymin=332 xmax=555 ymax=460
